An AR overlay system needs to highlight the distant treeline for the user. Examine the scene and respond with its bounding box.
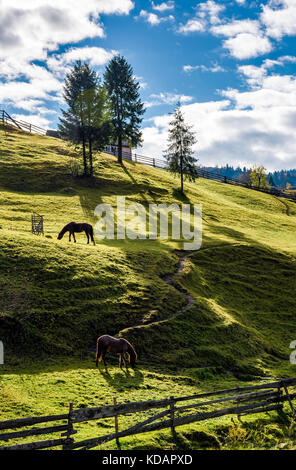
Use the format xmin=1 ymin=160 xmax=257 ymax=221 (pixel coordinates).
xmin=201 ymin=165 xmax=296 ymax=188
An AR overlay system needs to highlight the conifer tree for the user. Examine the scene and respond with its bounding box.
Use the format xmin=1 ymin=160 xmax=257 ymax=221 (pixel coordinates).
xmin=59 ymin=61 xmax=111 ymax=176
xmin=164 ymin=105 xmax=198 ymax=194
xmin=104 ymin=55 xmax=145 ymax=164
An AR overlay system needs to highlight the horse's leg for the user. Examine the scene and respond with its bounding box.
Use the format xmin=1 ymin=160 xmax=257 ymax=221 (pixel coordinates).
xmin=119 ymin=354 xmax=123 ymax=369
xmin=90 ymin=230 xmax=96 ymax=246
xmin=122 ymin=354 xmax=128 ymax=370
xmin=73 ymin=232 xmax=76 ymax=243
xmin=69 ymin=232 xmax=71 ymax=242
xmin=102 ymin=350 xmax=108 ymax=371
xmin=86 ymin=230 xmax=89 ymax=244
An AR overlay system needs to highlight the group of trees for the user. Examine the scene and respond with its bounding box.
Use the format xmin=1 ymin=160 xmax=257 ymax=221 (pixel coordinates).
xmin=59 ymin=56 xmax=145 ymax=176
xmin=60 ymin=56 xmax=199 ymax=193
xmin=203 ymin=164 xmax=296 ymax=189
xmin=59 ymin=58 xmax=287 ymax=195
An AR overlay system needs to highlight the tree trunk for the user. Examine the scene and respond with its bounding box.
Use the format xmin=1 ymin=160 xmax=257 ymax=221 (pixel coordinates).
xmin=180 ymin=155 xmax=184 ymax=194
xmin=82 ymin=130 xmax=88 ymax=176
xmin=118 ymin=134 xmax=123 ymax=165
xmin=89 ymin=137 xmax=93 ymax=177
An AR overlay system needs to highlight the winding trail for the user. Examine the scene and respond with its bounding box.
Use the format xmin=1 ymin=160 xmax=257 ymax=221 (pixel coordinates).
xmin=118 ymin=242 xmax=244 ymax=336
xmin=119 ymin=251 xmax=196 ymax=335
xmin=272 ymin=195 xmax=290 ymax=216
xmin=118 ymin=193 xmax=292 ymax=337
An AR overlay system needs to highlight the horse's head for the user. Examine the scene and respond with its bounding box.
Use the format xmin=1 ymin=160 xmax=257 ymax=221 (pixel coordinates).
xmin=57 ymin=231 xmax=63 ymax=240
xmin=129 ymin=347 xmax=137 ymax=369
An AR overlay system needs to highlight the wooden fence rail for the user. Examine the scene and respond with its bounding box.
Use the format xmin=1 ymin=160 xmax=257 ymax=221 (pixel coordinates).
xmin=103 ymin=149 xmax=295 ymax=203
xmin=0 ymin=378 xmax=295 ymax=450
xmin=0 ymin=110 xmax=47 ymax=135
xmin=1 ymin=111 xmax=294 ymax=203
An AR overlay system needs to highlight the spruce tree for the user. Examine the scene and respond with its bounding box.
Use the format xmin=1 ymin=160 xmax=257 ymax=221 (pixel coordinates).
xmin=164 ymin=105 xmax=198 ymax=194
xmin=77 ymin=85 xmax=112 ymax=176
xmin=268 ymin=174 xmax=276 ymax=187
xmin=104 ymin=55 xmax=145 ymax=164
xmin=59 ymin=61 xmax=111 ymax=176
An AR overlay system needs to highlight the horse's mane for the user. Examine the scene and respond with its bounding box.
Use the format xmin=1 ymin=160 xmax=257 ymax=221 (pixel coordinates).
xmin=125 ymin=339 xmax=137 ymax=361
xmin=58 ymin=222 xmax=75 ymax=238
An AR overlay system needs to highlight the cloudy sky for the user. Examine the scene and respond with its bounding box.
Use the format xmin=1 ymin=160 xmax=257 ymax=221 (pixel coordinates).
xmin=0 ymin=0 xmax=296 ymax=170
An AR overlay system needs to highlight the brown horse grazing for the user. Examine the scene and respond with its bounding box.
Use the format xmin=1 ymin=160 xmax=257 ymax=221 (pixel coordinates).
xmin=57 ymin=222 xmax=95 ymax=245
xmin=96 ymin=335 xmax=137 ymax=370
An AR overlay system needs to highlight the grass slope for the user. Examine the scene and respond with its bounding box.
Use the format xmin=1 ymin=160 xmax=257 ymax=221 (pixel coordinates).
xmin=1 ymin=123 xmax=296 ymax=449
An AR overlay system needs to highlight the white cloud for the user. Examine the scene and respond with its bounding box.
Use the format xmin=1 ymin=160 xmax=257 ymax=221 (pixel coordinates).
xmin=139 ymin=10 xmax=174 ymax=25
xmin=141 ymin=62 xmax=296 ymax=170
xmin=142 ymin=103 xmax=296 ymax=170
xmin=198 ymin=0 xmax=225 ymax=25
xmin=0 ymin=1 xmax=133 ymax=114
xmin=151 ymin=1 xmax=174 ymax=12
xmin=134 ymin=76 xmax=148 ymax=89
xmin=261 ymin=0 xmax=296 ymax=39
xmin=278 ymin=55 xmax=296 ymax=63
xmin=237 ymin=55 xmax=296 ymax=87
xmin=47 ymin=47 xmax=117 ymax=76
xmin=211 ymin=19 xmax=261 ymax=36
xmin=177 ymin=19 xmax=205 ymax=34
xmin=223 ymin=33 xmax=272 ymax=59
xmin=0 ymin=1 xmax=133 ymax=65
xmin=0 ymin=67 xmax=62 ymax=107
xmin=146 ymin=92 xmax=193 ymax=107
xmin=211 ymin=18 xmax=273 ymax=59
xmin=11 ymin=113 xmax=52 ymax=129
xmin=178 ymin=0 xmax=224 ymax=34
xmin=183 ymin=63 xmax=225 ymax=73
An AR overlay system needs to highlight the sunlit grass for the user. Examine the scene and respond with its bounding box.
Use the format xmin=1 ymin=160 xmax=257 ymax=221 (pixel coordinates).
xmin=1 ymin=124 xmax=296 ymax=449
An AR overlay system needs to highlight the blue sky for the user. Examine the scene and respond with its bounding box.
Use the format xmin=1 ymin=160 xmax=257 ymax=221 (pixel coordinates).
xmin=0 ymin=0 xmax=296 ymax=170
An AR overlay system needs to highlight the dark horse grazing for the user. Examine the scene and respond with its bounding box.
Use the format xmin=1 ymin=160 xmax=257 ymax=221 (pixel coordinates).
xmin=96 ymin=335 xmax=137 ymax=370
xmin=57 ymin=222 xmax=95 ymax=245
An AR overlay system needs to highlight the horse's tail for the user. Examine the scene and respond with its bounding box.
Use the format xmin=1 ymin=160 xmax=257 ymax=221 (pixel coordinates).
xmin=90 ymin=224 xmax=96 ymax=246
xmin=96 ymin=337 xmax=103 ymax=366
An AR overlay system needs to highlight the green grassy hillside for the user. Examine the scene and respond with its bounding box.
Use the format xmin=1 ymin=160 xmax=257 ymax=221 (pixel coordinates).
xmin=1 ymin=123 xmax=296 ymax=449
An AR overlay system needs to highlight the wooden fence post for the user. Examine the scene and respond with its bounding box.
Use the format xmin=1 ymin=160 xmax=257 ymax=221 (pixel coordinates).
xmin=114 ymin=397 xmax=120 ymax=448
xmin=170 ymin=396 xmax=175 ymax=432
xmin=282 ymin=381 xmax=296 ymax=419
xmin=62 ymin=402 xmax=75 ymax=450
xmin=236 ymin=384 xmax=241 ymax=420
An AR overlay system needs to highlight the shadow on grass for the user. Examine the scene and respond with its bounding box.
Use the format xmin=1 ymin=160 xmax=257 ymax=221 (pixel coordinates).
xmin=98 ymin=366 xmax=144 ymax=391
xmin=172 ymin=188 xmax=191 ymax=204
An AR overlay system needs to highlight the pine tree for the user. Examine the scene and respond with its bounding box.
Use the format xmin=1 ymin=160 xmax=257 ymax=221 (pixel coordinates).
xmin=164 ymin=105 xmax=198 ymax=194
xmin=104 ymin=55 xmax=145 ymax=164
xmin=77 ymin=85 xmax=112 ymax=176
xmin=59 ymin=61 xmax=111 ymax=176
xmin=268 ymin=174 xmax=276 ymax=187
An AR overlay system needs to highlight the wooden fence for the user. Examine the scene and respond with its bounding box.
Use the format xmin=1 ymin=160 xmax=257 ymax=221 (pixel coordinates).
xmin=0 ymin=109 xmax=47 ymax=135
xmin=0 ymin=378 xmax=295 ymax=451
xmin=1 ymin=109 xmax=294 ymax=202
xmin=103 ymin=148 xmax=295 ymax=202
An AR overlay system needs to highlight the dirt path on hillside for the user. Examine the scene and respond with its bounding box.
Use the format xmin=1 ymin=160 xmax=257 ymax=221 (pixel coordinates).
xmin=118 ymin=243 xmax=243 ymax=336
xmin=273 ymin=195 xmax=290 ymax=215
xmin=118 ymin=251 xmax=196 ymax=335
